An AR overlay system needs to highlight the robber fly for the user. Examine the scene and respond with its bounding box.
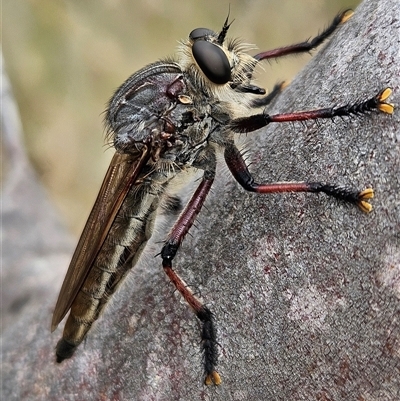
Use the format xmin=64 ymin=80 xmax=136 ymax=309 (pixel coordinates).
xmin=52 ymin=10 xmax=393 ymax=385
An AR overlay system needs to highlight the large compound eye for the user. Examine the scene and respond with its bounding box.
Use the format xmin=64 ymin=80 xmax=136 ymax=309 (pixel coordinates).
xmin=192 ymin=40 xmax=231 ymax=85
xmin=189 ymin=28 xmax=214 ymax=41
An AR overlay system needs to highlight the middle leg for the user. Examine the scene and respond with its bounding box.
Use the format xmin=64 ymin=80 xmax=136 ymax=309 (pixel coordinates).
xmin=224 ymin=143 xmax=374 ymax=213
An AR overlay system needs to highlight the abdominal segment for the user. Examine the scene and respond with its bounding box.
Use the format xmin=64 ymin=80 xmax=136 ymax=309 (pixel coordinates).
xmin=56 ymin=179 xmax=165 ymax=362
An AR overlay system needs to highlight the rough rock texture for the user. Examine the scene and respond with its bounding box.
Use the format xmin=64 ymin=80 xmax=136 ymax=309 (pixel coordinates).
xmin=2 ymin=0 xmax=399 ymax=400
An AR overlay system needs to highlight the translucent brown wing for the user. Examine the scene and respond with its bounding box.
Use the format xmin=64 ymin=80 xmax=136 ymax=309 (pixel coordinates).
xmin=51 ymin=149 xmax=150 ymax=331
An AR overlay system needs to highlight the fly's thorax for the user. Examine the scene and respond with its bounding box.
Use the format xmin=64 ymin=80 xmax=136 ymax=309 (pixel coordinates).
xmin=105 ymin=62 xmax=187 ymax=153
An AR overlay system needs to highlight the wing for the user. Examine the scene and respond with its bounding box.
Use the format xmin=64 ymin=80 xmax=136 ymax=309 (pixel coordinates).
xmin=51 ymin=148 xmax=150 ymax=331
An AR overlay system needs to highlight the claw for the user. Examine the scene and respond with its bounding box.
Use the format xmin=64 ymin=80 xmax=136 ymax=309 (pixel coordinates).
xmin=204 ymin=371 xmax=222 ymax=386
xmin=340 ymin=10 xmax=354 ymax=24
xmin=280 ymin=80 xmax=290 ymax=90
xmin=377 ymin=87 xmax=394 ymax=114
xmin=357 ymin=188 xmax=374 ymax=213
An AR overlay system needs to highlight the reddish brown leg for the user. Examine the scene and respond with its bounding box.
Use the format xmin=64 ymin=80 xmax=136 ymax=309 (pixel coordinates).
xmin=254 ymin=10 xmax=353 ymax=61
xmin=160 ymin=172 xmax=221 ymax=385
xmin=248 ymin=11 xmax=352 ymax=107
xmin=227 ymin=89 xmax=392 ymax=213
xmin=230 ymin=88 xmax=393 ymax=134
xmin=224 ymin=144 xmax=374 ymax=213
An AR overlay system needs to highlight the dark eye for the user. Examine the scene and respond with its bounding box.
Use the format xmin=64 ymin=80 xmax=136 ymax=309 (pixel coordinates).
xmin=192 ymin=40 xmax=231 ymax=85
xmin=189 ymin=28 xmax=214 ymax=41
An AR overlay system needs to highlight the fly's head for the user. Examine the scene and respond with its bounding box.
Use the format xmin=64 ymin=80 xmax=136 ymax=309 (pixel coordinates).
xmin=178 ymin=16 xmax=259 ymax=103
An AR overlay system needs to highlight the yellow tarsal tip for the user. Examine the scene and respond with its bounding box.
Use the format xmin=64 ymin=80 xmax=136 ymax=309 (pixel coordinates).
xmin=281 ymin=80 xmax=290 ymax=90
xmin=359 ymin=188 xmax=374 ymax=200
xmin=341 ymin=10 xmax=354 ymax=24
xmin=378 ymin=103 xmax=394 ymax=115
xmin=379 ymin=87 xmax=392 ymax=101
xmin=377 ymin=88 xmax=394 ymax=114
xmin=205 ymin=371 xmax=222 ymax=386
xmin=358 ymin=200 xmax=373 ymax=213
xmin=357 ymin=188 xmax=374 ymax=213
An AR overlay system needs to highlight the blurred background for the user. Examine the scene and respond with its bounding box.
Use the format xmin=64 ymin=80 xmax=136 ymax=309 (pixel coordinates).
xmin=3 ymin=0 xmax=361 ymax=236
